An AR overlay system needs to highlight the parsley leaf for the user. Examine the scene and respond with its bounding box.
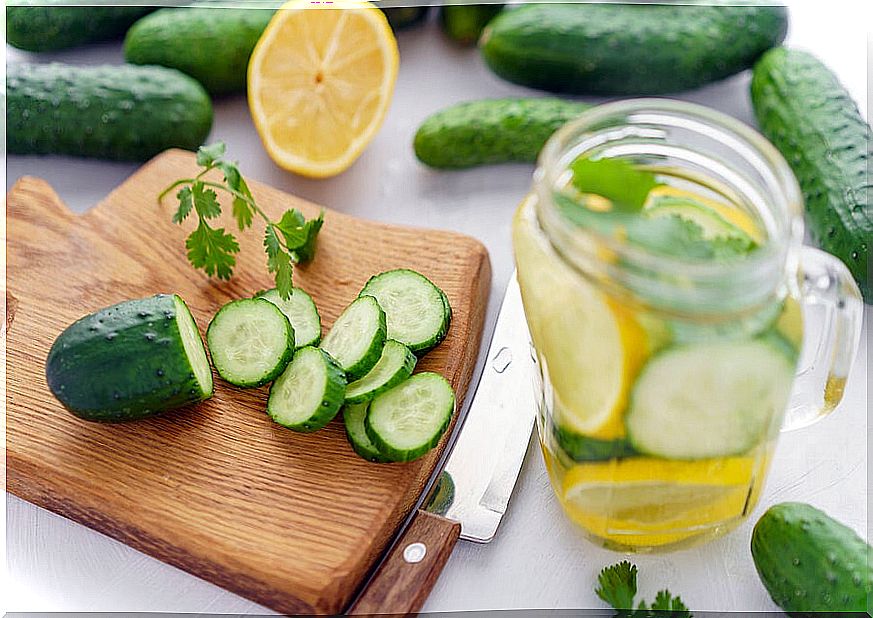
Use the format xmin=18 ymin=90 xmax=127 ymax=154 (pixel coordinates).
xmin=173 ymin=186 xmax=194 ymax=224
xmin=186 ymin=222 xmax=239 ymax=280
xmin=570 ymin=156 xmax=658 ymax=213
xmin=196 ymin=142 xmax=226 ymax=167
xmin=191 ymin=183 xmax=221 ymax=220
xmin=650 ymin=590 xmax=691 ymax=617
xmin=596 ymin=561 xmax=638 ymax=609
xmin=218 ymin=161 xmax=255 ymax=231
xmin=275 ymin=209 xmax=324 ymax=263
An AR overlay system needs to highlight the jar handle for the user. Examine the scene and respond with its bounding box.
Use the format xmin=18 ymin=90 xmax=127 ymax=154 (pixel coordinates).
xmin=782 ymin=246 xmax=863 ymax=431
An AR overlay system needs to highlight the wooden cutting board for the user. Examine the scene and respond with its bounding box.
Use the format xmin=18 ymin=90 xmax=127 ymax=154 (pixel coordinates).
xmin=5 ymin=149 xmax=491 ymax=615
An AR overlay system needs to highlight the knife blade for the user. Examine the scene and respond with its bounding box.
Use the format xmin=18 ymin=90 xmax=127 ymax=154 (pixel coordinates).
xmin=348 ymin=271 xmax=539 ymax=615
xmin=424 ymin=270 xmax=537 ymax=542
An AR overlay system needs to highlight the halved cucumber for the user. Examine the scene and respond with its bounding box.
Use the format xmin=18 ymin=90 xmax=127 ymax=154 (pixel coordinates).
xmin=343 ymin=403 xmax=390 ymax=462
xmin=321 ymin=296 xmax=386 ymax=380
xmin=365 ymin=372 xmax=455 ymax=462
xmin=626 ymin=339 xmax=795 ymax=460
xmin=267 ymin=346 xmax=346 ymax=432
xmin=359 ymin=269 xmax=451 ymax=356
xmin=345 ymin=340 xmax=417 ymax=404
xmin=206 ymin=298 xmax=294 ymax=388
xmin=255 ymin=287 xmax=322 ymax=348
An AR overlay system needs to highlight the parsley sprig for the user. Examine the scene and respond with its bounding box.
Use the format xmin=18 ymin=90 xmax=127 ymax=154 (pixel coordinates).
xmin=596 ymin=561 xmax=691 ymax=617
xmin=158 ymin=142 xmax=323 ymax=300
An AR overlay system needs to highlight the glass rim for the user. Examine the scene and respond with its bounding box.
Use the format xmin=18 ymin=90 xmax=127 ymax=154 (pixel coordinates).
xmin=536 ymin=98 xmax=804 ymax=291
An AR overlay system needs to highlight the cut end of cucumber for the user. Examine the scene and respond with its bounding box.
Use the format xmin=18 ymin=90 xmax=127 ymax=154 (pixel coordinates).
xmin=268 ymin=346 xmax=346 ymax=432
xmin=366 ymin=372 xmax=455 ymax=462
xmin=321 ymin=295 xmax=386 ymax=380
xmin=360 ymin=269 xmax=451 ymax=355
xmin=345 ymin=340 xmax=417 ymax=404
xmin=173 ymin=295 xmax=213 ymax=398
xmin=206 ymin=298 xmax=294 ymax=388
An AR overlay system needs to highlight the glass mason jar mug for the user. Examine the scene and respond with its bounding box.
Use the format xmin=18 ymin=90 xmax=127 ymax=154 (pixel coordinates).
xmin=512 ymin=100 xmax=863 ymax=552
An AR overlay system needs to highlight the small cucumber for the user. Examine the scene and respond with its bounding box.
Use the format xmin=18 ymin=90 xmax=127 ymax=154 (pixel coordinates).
xmin=124 ymin=8 xmax=275 ymax=95
xmin=268 ymin=346 xmax=347 ymax=433
xmin=440 ymin=4 xmax=503 ymax=46
xmin=45 ymin=294 xmax=213 ymax=422
xmin=343 ymin=403 xmax=391 ymax=462
xmin=365 ymin=372 xmax=455 ymax=462
xmin=321 ymin=296 xmax=387 ymax=380
xmin=206 ymin=299 xmax=295 ymax=388
xmin=414 ymin=98 xmax=590 ymax=169
xmin=381 ymin=6 xmax=430 ymax=30
xmin=345 ymin=340 xmax=417 ymax=404
xmin=6 ymin=63 xmax=213 ymax=162
xmin=752 ymin=502 xmax=872 ymax=615
xmin=7 ymin=3 xmax=153 ymax=52
xmin=359 ymin=269 xmax=451 ymax=355
xmin=626 ymin=339 xmax=795 ymax=460
xmin=480 ymin=2 xmax=787 ymax=94
xmin=751 ymin=48 xmax=871 ymax=302
xmin=255 ymin=288 xmax=322 ymax=349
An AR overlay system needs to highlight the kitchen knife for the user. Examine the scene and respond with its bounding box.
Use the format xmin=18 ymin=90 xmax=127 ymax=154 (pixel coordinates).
xmin=348 ymin=271 xmax=538 ymax=615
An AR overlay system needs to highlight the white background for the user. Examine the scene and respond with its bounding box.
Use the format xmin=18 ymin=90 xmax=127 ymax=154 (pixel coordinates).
xmin=3 ymin=1 xmax=870 ymax=613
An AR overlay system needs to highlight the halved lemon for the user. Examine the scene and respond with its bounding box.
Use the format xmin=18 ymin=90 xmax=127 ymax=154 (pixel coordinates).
xmin=248 ymin=0 xmax=399 ymax=178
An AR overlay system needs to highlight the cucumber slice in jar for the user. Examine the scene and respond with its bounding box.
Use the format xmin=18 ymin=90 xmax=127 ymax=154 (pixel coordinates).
xmin=626 ymin=339 xmax=795 ymax=460
xmin=267 ymin=346 xmax=347 ymax=432
xmin=255 ymin=287 xmax=322 ymax=348
xmin=359 ymin=269 xmax=451 ymax=356
xmin=365 ymin=372 xmax=455 ymax=462
xmin=206 ymin=298 xmax=294 ymax=388
xmin=345 ymin=340 xmax=417 ymax=404
xmin=321 ymin=296 xmax=386 ymax=380
xmin=343 ymin=403 xmax=390 ymax=462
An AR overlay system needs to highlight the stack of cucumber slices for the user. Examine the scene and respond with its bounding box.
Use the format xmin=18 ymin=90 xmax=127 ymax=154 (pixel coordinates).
xmin=207 ymin=268 xmax=456 ymax=463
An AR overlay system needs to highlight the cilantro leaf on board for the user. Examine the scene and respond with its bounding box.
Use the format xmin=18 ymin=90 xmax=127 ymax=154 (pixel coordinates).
xmin=185 ymin=222 xmax=239 ymax=280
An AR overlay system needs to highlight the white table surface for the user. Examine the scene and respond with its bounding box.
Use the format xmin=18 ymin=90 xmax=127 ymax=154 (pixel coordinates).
xmin=3 ymin=2 xmax=870 ymax=613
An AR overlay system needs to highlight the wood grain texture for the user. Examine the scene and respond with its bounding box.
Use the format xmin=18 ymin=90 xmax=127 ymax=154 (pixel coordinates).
xmin=348 ymin=510 xmax=460 ymax=616
xmin=5 ymin=149 xmax=491 ymax=615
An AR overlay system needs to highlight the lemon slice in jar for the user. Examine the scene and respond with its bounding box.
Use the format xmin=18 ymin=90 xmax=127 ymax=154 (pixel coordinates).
xmin=248 ymin=0 xmax=399 ymax=178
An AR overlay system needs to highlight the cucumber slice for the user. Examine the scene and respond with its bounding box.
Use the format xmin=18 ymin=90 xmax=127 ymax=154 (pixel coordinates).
xmin=553 ymin=424 xmax=637 ymax=462
xmin=206 ymin=298 xmax=294 ymax=388
xmin=343 ymin=403 xmax=390 ymax=462
xmin=268 ymin=346 xmax=346 ymax=432
xmin=359 ymin=269 xmax=451 ymax=356
xmin=255 ymin=287 xmax=322 ymax=348
xmin=627 ymin=339 xmax=795 ymax=460
xmin=345 ymin=340 xmax=417 ymax=404
xmin=365 ymin=372 xmax=455 ymax=462
xmin=321 ymin=296 xmax=386 ymax=380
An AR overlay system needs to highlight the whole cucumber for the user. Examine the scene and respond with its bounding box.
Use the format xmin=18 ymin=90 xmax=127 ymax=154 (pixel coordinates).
xmin=751 ymin=503 xmax=872 ymax=615
xmin=751 ymin=48 xmax=871 ymax=302
xmin=440 ymin=4 xmax=503 ymax=45
xmin=6 ymin=3 xmax=154 ymax=52
xmin=480 ymin=2 xmax=788 ymax=95
xmin=381 ymin=6 xmax=430 ymax=30
xmin=7 ymin=63 xmax=213 ymax=162
xmin=125 ymin=8 xmax=276 ymax=95
xmin=414 ymin=98 xmax=590 ymax=169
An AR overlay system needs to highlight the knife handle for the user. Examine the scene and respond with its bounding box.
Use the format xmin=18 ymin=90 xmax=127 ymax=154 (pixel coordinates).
xmin=348 ymin=509 xmax=460 ymax=616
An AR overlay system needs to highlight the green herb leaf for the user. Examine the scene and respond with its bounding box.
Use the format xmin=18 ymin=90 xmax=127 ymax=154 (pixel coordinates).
xmin=186 ymin=221 xmax=239 ymax=280
xmin=650 ymin=590 xmax=691 ymax=616
xmin=596 ymin=561 xmax=638 ymax=609
xmin=196 ymin=142 xmax=227 ymax=167
xmin=191 ymin=183 xmax=221 ymax=220
xmin=570 ymin=157 xmax=658 ymax=212
xmin=218 ymin=161 xmax=255 ymax=230
xmin=173 ymin=186 xmax=194 ymax=224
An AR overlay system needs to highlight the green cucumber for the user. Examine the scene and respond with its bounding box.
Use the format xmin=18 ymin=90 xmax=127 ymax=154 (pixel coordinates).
xmin=643 ymin=195 xmax=756 ymax=249
xmin=343 ymin=403 xmax=390 ymax=462
xmin=255 ymin=288 xmax=322 ymax=349
xmin=345 ymin=340 xmax=417 ymax=404
xmin=6 ymin=63 xmax=213 ymax=162
xmin=124 ymin=8 xmax=275 ymax=95
xmin=553 ymin=425 xmax=637 ymax=462
xmin=268 ymin=346 xmax=346 ymax=433
xmin=414 ymin=98 xmax=590 ymax=169
xmin=440 ymin=4 xmax=503 ymax=46
xmin=480 ymin=2 xmax=787 ymax=94
xmin=751 ymin=48 xmax=871 ymax=302
xmin=359 ymin=269 xmax=451 ymax=355
xmin=206 ymin=299 xmax=294 ymax=388
xmin=752 ymin=502 xmax=872 ymax=615
xmin=45 ymin=294 xmax=213 ymax=422
xmin=626 ymin=339 xmax=794 ymax=460
xmin=365 ymin=372 xmax=455 ymax=462
xmin=321 ymin=296 xmax=387 ymax=380
xmin=381 ymin=6 xmax=430 ymax=31
xmin=7 ymin=3 xmax=153 ymax=52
